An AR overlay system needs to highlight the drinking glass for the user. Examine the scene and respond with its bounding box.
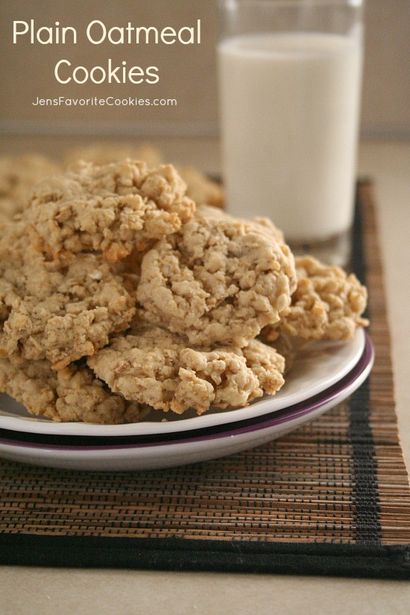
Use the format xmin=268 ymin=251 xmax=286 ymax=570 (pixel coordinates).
xmin=218 ymin=0 xmax=364 ymax=260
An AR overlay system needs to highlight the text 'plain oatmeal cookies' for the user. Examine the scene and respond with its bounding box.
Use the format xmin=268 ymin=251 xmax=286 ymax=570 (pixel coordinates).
xmin=0 ymin=357 xmax=146 ymax=424
xmin=263 ymin=255 xmax=368 ymax=343
xmin=88 ymin=324 xmax=285 ymax=416
xmin=28 ymin=159 xmax=195 ymax=263
xmin=137 ymin=205 xmax=297 ymax=348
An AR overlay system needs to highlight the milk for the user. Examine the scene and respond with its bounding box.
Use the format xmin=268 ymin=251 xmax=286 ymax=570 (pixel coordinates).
xmin=218 ymin=33 xmax=362 ymax=241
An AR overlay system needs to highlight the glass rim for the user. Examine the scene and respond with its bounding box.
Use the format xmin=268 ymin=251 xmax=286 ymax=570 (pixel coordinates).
xmin=220 ymin=0 xmax=364 ymax=8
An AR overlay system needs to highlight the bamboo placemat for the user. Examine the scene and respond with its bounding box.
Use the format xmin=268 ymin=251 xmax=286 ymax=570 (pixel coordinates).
xmin=1 ymin=183 xmax=410 ymax=578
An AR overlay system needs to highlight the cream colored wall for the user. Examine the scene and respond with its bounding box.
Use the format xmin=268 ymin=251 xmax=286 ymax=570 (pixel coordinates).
xmin=361 ymin=0 xmax=410 ymax=137
xmin=0 ymin=0 xmax=408 ymax=138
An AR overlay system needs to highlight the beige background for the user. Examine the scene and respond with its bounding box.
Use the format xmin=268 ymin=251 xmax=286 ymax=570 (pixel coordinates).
xmin=0 ymin=0 xmax=409 ymax=138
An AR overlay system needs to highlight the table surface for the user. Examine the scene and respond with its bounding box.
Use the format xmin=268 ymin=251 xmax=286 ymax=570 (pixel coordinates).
xmin=1 ymin=139 xmax=410 ymax=615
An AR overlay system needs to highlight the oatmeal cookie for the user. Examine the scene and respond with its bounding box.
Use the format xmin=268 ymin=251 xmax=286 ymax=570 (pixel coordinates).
xmin=28 ymin=160 xmax=195 ymax=262
xmin=137 ymin=205 xmax=296 ymax=348
xmin=0 ymin=357 xmax=145 ymax=424
xmin=178 ymin=166 xmax=224 ymax=208
xmin=0 ymin=154 xmax=60 ymax=222
xmin=257 ymin=332 xmax=296 ymax=374
xmin=88 ymin=325 xmax=285 ymax=415
xmin=65 ymin=143 xmax=225 ymax=209
xmin=264 ymin=255 xmax=368 ymax=342
xmin=0 ymin=239 xmax=136 ymax=369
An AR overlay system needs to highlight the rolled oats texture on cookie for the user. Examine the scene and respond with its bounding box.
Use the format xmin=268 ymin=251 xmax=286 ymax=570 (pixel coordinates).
xmin=88 ymin=324 xmax=285 ymax=416
xmin=64 ymin=142 xmax=225 ymax=209
xmin=137 ymin=205 xmax=297 ymax=348
xmin=263 ymin=255 xmax=368 ymax=342
xmin=0 ymin=230 xmax=136 ymax=369
xmin=28 ymin=159 xmax=195 ymax=263
xmin=0 ymin=357 xmax=146 ymax=424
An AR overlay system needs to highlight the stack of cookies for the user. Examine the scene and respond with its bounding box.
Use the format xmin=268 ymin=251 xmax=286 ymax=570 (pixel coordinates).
xmin=0 ymin=156 xmax=367 ymax=424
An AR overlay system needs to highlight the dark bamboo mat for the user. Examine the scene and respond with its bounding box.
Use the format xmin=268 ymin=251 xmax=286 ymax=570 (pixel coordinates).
xmin=1 ymin=183 xmax=410 ymax=578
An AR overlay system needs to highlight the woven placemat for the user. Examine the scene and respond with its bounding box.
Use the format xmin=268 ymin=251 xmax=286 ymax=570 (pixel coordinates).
xmin=1 ymin=183 xmax=410 ymax=578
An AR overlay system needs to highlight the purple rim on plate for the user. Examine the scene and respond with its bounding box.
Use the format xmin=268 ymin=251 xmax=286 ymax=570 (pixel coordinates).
xmin=0 ymin=334 xmax=374 ymax=451
xmin=0 ymin=328 xmax=367 ymax=439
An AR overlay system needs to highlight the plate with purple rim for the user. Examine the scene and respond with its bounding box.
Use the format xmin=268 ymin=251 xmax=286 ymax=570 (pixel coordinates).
xmin=0 ymin=335 xmax=374 ymax=471
xmin=0 ymin=329 xmax=367 ymax=438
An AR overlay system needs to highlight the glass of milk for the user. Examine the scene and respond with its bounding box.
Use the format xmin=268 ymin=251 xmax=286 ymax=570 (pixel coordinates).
xmin=218 ymin=0 xmax=364 ymax=259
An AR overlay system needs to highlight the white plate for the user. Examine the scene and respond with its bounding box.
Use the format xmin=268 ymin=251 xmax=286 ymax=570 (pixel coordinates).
xmin=0 ymin=329 xmax=365 ymax=437
xmin=0 ymin=339 xmax=374 ymax=471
